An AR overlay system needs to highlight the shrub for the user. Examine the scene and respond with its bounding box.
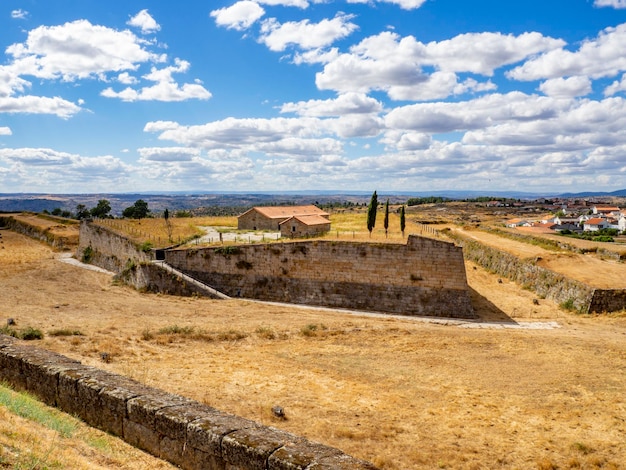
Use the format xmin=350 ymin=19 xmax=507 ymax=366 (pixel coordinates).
xmin=140 ymin=241 xmax=153 ymax=253
xmin=216 ymin=330 xmax=248 ymax=341
xmin=560 ymin=298 xmax=577 ymax=312
xmin=20 ymin=327 xmax=44 ymax=340
xmin=215 ymin=246 xmax=241 ymax=256
xmin=82 ymin=245 xmax=94 ymax=263
xmin=158 ymin=325 xmax=194 ymax=335
xmin=255 ymin=326 xmax=277 ymax=340
xmin=48 ymin=329 xmax=84 ymax=337
xmin=0 ymin=325 xmax=43 ymax=340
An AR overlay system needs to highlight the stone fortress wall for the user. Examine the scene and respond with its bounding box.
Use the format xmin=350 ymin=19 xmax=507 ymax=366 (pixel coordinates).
xmin=448 ymin=231 xmax=626 ymax=313
xmin=163 ymin=235 xmax=476 ymax=319
xmin=0 ymin=335 xmax=376 ymax=470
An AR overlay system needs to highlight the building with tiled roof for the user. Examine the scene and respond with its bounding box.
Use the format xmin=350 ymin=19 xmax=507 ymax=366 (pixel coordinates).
xmin=237 ymin=205 xmax=330 ymax=231
xmin=279 ymin=214 xmax=331 ymax=238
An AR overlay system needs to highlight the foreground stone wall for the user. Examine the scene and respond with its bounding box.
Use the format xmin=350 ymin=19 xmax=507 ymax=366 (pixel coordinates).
xmin=0 ymin=335 xmax=377 ymax=470
xmin=165 ymin=235 xmax=475 ymax=319
xmin=449 ymin=231 xmax=626 ymax=313
xmin=78 ymin=221 xmax=153 ymax=273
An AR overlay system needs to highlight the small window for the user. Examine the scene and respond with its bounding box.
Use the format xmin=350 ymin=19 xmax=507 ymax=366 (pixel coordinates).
xmin=292 ymin=226 xmax=296 ymax=232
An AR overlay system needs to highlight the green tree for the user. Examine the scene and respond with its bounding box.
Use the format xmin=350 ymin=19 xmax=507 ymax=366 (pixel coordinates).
xmin=75 ymin=204 xmax=90 ymax=220
xmin=90 ymin=199 xmax=111 ymax=218
xmin=367 ymin=190 xmax=378 ymax=236
xmin=122 ymin=199 xmax=150 ymax=219
xmin=383 ymin=199 xmax=389 ymax=237
xmin=400 ymin=205 xmax=406 ymax=237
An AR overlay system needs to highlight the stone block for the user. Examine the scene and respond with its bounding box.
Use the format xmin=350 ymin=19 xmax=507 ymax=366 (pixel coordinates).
xmin=268 ymin=440 xmax=343 ymax=470
xmin=222 ymin=426 xmax=298 ymax=470
xmin=154 ymin=403 xmax=211 ymax=467
xmin=187 ymin=409 xmax=258 ymax=458
xmin=57 ymin=366 xmax=100 ymax=417
xmin=125 ymin=392 xmax=194 ymax=456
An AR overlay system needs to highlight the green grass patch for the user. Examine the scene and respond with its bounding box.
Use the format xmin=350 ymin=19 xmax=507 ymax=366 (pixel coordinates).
xmin=0 ymin=383 xmax=77 ymax=438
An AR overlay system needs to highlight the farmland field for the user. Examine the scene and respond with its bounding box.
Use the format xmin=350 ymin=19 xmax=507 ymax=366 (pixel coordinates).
xmin=1 ymin=222 xmax=625 ymax=469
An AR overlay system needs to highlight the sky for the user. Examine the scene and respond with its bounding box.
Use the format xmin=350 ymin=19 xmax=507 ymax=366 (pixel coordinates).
xmin=1 ymin=1 xmax=626 ymax=195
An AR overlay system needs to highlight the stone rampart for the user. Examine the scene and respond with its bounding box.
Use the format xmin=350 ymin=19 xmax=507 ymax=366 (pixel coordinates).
xmin=0 ymin=215 xmax=76 ymax=250
xmin=0 ymin=334 xmax=377 ymax=469
xmin=164 ymin=235 xmax=475 ymax=319
xmin=116 ymin=262 xmax=225 ymax=298
xmin=449 ymin=231 xmax=626 ymax=313
xmin=78 ymin=221 xmax=154 ymax=273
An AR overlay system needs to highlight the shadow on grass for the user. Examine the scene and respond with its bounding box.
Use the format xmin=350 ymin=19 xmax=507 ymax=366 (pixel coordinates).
xmin=468 ymin=286 xmax=517 ymax=324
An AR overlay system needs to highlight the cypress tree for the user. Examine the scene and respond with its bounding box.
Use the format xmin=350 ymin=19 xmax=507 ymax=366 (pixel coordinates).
xmin=367 ymin=190 xmax=378 ymax=236
xmin=384 ymin=199 xmax=389 ymax=237
xmin=400 ymin=205 xmax=406 ymax=237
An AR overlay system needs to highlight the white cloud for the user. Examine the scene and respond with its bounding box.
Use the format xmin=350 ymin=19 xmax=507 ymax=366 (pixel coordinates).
xmin=425 ymin=32 xmax=565 ymax=76
xmin=0 ymin=95 xmax=81 ymax=118
xmin=117 ymin=72 xmax=138 ymax=85
xmin=385 ymin=92 xmax=570 ymax=134
xmin=280 ymin=92 xmax=383 ymax=116
xmin=330 ymin=114 xmax=385 ymax=138
xmin=259 ymin=13 xmax=358 ymax=51
xmin=258 ymin=0 xmax=310 ymax=7
xmin=315 ymin=31 xmax=562 ymax=99
xmin=346 ymin=0 xmax=427 ymax=10
xmin=101 ymin=59 xmax=211 ymax=102
xmin=144 ymin=121 xmax=180 ymax=133
xmin=539 ymin=76 xmax=592 ymax=98
xmin=145 ymin=116 xmax=329 ymax=150
xmin=11 ymin=9 xmax=28 ymax=20
xmin=6 ymin=19 xmax=159 ymax=81
xmin=211 ymin=1 xmax=266 ymax=31
xmin=0 ymin=127 xmax=12 ymax=136
xmin=508 ymin=23 xmax=626 ymax=81
xmin=604 ymin=74 xmax=626 ymax=96
xmin=0 ymin=148 xmax=133 ymax=192
xmin=127 ymin=9 xmax=161 ymax=34
xmin=137 ymin=147 xmax=200 ymax=162
xmin=594 ymin=0 xmax=626 ymax=8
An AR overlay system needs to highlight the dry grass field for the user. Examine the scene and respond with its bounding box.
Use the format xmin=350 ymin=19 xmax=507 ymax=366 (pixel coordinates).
xmin=1 ymin=225 xmax=626 ymax=469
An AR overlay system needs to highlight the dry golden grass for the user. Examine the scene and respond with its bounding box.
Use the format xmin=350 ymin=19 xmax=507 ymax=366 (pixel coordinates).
xmin=1 ymin=212 xmax=80 ymax=247
xmin=0 ymin=385 xmax=176 ymax=469
xmin=1 ymin=228 xmax=626 ymax=469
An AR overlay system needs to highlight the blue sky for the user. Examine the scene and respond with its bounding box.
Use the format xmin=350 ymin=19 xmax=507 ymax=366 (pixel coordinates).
xmin=1 ymin=0 xmax=626 ymax=194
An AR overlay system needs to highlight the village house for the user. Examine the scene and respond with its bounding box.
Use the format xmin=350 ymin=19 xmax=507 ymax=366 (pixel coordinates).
xmin=592 ymin=205 xmax=621 ymax=216
xmin=279 ymin=214 xmax=331 ymax=238
xmin=237 ymin=205 xmax=331 ymax=236
xmin=506 ymin=218 xmax=530 ymax=228
xmin=583 ymin=217 xmax=609 ymax=232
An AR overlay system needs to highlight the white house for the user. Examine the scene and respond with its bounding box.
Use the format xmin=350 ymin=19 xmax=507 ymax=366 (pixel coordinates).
xmin=583 ymin=217 xmax=609 ymax=232
xmin=592 ymin=205 xmax=620 ymax=216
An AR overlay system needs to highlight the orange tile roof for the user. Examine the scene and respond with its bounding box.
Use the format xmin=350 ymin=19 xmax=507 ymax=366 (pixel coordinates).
xmin=585 ymin=218 xmax=606 ymax=225
xmin=248 ymin=205 xmax=329 ymax=219
xmin=280 ymin=214 xmax=331 ymax=226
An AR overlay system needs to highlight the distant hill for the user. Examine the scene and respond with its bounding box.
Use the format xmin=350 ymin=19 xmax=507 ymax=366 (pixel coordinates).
xmin=557 ymin=189 xmax=626 ymax=198
xmin=2 ymin=189 xmax=625 ymax=215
